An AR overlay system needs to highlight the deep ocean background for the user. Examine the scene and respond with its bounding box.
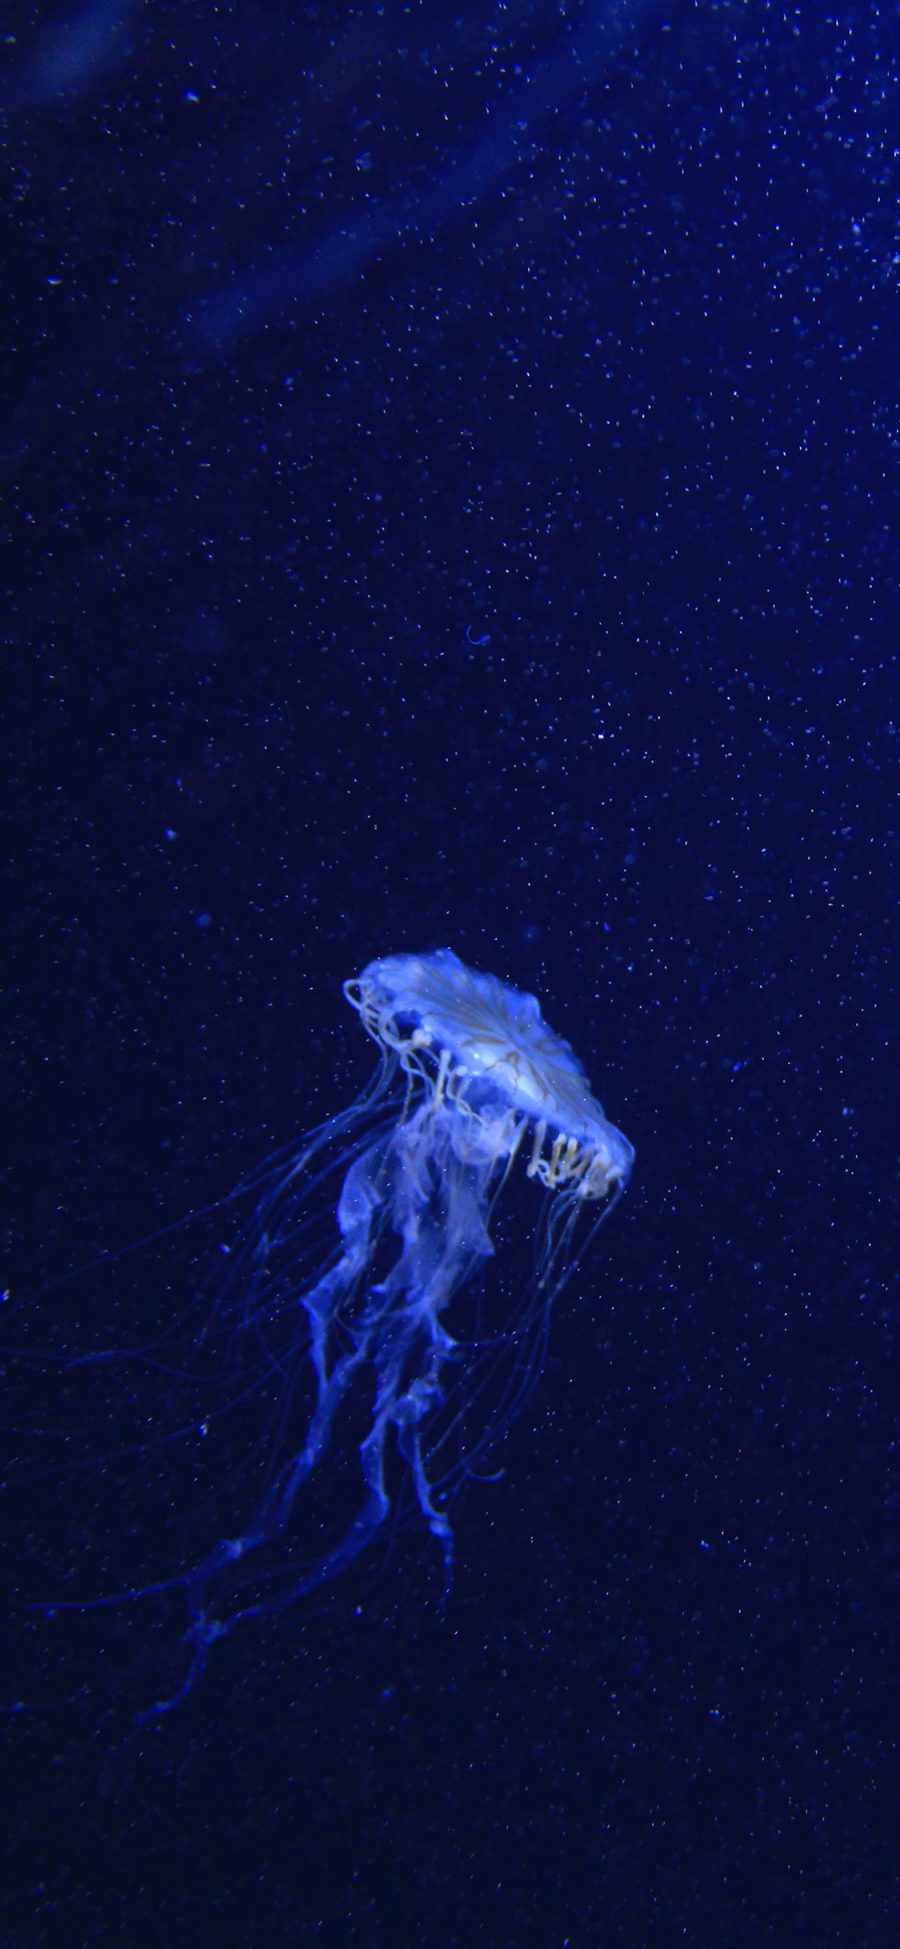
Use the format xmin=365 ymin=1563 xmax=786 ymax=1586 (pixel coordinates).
xmin=2 ymin=1 xmax=897 ymax=1944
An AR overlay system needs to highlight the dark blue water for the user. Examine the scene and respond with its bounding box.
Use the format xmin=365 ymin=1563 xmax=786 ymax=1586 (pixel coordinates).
xmin=3 ymin=2 xmax=897 ymax=1943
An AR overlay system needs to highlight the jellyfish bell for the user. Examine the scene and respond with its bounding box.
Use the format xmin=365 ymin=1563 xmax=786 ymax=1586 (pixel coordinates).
xmin=345 ymin=948 xmax=634 ymax=1202
xmin=34 ymin=950 xmax=633 ymax=1714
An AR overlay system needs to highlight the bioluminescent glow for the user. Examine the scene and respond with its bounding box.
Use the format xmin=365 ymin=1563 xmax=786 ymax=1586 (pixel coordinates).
xmin=51 ymin=950 xmax=633 ymax=1711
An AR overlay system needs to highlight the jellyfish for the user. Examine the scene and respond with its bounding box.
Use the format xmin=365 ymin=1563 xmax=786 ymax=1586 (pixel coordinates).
xmin=62 ymin=949 xmax=633 ymax=1711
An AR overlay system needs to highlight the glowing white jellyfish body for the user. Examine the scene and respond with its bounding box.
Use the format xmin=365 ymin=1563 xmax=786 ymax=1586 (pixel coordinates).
xmin=140 ymin=951 xmax=634 ymax=1708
